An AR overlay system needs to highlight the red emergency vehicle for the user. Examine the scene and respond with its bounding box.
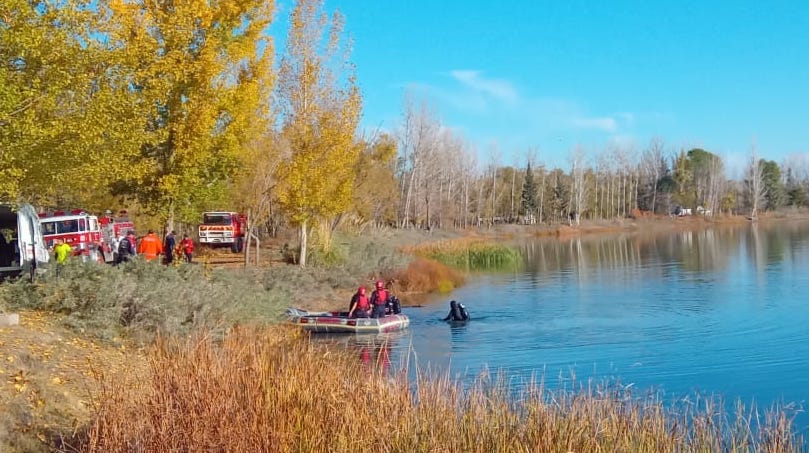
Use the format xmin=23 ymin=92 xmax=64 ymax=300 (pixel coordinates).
xmin=39 ymin=210 xmax=106 ymax=263
xmin=198 ymin=211 xmax=246 ymax=253
xmin=99 ymin=210 xmax=136 ymax=263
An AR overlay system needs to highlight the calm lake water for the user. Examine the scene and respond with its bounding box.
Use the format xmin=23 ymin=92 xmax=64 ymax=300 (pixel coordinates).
xmin=328 ymin=221 xmax=809 ymax=434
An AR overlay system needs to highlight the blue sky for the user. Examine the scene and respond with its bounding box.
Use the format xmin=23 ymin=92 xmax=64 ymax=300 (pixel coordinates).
xmin=272 ymin=1 xmax=809 ymax=173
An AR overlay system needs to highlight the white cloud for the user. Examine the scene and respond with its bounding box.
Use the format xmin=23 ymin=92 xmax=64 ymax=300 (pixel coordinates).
xmin=449 ymin=70 xmax=519 ymax=105
xmin=572 ymin=117 xmax=618 ymax=133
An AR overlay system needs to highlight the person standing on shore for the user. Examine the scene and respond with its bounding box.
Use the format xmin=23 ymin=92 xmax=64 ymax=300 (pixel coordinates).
xmin=163 ymin=230 xmax=176 ymax=265
xmin=53 ymin=239 xmax=72 ymax=276
xmin=180 ymin=234 xmax=194 ymax=263
xmin=137 ymin=230 xmax=163 ymax=261
xmin=116 ymin=231 xmax=136 ymax=265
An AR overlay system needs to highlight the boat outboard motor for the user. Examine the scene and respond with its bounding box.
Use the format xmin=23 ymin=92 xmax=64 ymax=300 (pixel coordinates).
xmin=387 ymin=295 xmax=402 ymax=314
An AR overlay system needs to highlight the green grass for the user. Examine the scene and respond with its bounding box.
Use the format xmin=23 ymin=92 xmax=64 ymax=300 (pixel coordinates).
xmin=415 ymin=241 xmax=522 ymax=271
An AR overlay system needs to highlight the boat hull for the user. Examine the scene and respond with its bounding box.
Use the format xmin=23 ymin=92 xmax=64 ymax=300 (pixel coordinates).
xmin=286 ymin=308 xmax=410 ymax=334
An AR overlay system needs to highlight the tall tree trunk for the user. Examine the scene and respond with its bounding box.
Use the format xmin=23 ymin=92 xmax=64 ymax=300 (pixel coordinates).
xmin=538 ymin=170 xmax=546 ymax=224
xmin=298 ymin=220 xmax=307 ymax=267
xmin=510 ymin=167 xmax=516 ymax=221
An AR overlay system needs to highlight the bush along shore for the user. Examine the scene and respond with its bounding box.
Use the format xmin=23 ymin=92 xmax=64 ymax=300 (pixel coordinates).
xmin=0 ymin=226 xmax=806 ymax=451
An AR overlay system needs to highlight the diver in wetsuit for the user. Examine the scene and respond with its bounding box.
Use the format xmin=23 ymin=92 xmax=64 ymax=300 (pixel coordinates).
xmin=442 ymin=300 xmax=469 ymax=322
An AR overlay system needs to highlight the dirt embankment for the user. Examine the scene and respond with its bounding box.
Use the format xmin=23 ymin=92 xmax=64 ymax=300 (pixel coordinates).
xmin=0 ymin=312 xmax=143 ymax=451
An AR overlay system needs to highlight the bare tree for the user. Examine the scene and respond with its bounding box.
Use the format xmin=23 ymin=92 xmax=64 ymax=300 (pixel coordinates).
xmin=397 ymin=96 xmax=439 ymax=228
xmin=641 ymin=137 xmax=666 ymax=214
xmin=746 ymin=145 xmax=766 ymax=219
xmin=570 ymin=146 xmax=588 ymax=225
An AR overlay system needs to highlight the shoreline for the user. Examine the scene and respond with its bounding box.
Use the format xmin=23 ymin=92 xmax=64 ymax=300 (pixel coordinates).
xmin=3 ymin=214 xmax=809 ymax=451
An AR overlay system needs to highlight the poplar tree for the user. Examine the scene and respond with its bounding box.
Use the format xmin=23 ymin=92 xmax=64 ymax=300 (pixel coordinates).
xmin=353 ymin=133 xmax=398 ymax=225
xmin=103 ymin=0 xmax=274 ymax=225
xmin=0 ymin=1 xmax=140 ymax=206
xmin=275 ymin=0 xmax=362 ymax=267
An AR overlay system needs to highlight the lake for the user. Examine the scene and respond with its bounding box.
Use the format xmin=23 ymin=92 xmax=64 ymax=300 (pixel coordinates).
xmin=333 ymin=220 xmax=809 ymax=435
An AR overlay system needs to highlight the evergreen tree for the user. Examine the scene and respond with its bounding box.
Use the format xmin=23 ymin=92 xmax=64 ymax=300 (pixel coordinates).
xmin=761 ymin=160 xmax=786 ymax=210
xmin=519 ymin=162 xmax=537 ymax=218
xmin=785 ymin=168 xmax=807 ymax=207
xmin=549 ymin=169 xmax=569 ymax=222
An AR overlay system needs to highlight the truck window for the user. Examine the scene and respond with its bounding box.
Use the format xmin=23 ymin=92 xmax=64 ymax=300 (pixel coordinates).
xmin=78 ymin=218 xmax=87 ymax=232
xmin=203 ymin=214 xmax=232 ymax=225
xmin=42 ymin=222 xmax=57 ymax=235
xmin=61 ymin=220 xmax=79 ymax=233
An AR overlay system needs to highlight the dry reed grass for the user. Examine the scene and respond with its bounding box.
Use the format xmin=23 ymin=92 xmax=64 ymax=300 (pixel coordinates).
xmin=393 ymin=257 xmax=466 ymax=294
xmin=68 ymin=327 xmax=805 ymax=453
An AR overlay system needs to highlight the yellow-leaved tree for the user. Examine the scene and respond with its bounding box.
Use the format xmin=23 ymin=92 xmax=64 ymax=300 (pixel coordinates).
xmin=102 ymin=0 xmax=274 ymax=227
xmin=0 ymin=1 xmax=144 ymax=207
xmin=352 ymin=133 xmax=399 ymax=226
xmin=275 ymin=0 xmax=362 ymax=267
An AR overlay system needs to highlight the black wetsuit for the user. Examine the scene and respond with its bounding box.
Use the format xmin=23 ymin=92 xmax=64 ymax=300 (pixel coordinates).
xmin=443 ymin=300 xmax=469 ymax=321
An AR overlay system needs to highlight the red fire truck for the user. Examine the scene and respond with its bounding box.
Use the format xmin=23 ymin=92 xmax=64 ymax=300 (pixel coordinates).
xmin=198 ymin=211 xmax=246 ymax=253
xmin=99 ymin=210 xmax=136 ymax=263
xmin=39 ymin=210 xmax=106 ymax=263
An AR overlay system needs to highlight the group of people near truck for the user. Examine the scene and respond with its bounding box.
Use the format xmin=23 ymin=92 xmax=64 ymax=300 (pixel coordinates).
xmin=109 ymin=229 xmax=195 ymax=265
xmin=348 ymin=281 xmax=402 ymax=318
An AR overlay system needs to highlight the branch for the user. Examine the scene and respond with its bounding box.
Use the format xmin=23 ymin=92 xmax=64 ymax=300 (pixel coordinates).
xmin=0 ymin=95 xmax=45 ymax=126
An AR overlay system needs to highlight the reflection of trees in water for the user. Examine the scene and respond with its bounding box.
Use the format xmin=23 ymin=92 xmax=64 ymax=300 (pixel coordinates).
xmin=745 ymin=222 xmax=802 ymax=272
xmin=519 ymin=223 xmax=809 ymax=281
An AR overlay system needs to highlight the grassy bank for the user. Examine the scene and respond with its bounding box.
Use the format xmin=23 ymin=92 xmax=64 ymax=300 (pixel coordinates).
xmin=69 ymin=327 xmax=804 ymax=452
xmin=2 ymin=223 xmax=807 ymax=451
xmin=0 ymin=228 xmax=430 ymax=451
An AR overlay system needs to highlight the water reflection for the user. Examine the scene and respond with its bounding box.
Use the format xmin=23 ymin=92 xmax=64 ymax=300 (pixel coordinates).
xmin=520 ymin=222 xmax=809 ymax=283
xmin=313 ymin=332 xmax=407 ymax=374
xmin=399 ymin=221 xmax=809 ymax=432
xmin=311 ymin=222 xmax=809 ymax=434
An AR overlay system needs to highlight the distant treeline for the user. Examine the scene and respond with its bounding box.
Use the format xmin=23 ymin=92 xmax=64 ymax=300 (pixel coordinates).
xmin=3 ymin=1 xmax=806 ymax=259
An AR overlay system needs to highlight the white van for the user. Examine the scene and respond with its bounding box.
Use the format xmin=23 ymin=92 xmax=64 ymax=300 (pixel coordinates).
xmin=0 ymin=203 xmax=50 ymax=280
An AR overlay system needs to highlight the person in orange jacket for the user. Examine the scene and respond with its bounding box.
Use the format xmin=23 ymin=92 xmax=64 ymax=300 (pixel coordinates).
xmin=137 ymin=229 xmax=163 ymax=261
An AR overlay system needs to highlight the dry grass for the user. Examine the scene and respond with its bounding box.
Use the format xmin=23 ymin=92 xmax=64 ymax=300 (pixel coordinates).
xmin=392 ymin=257 xmax=466 ymax=294
xmin=66 ymin=328 xmax=805 ymax=453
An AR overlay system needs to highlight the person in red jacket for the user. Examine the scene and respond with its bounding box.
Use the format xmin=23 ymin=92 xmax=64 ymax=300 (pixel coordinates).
xmin=348 ymin=286 xmax=370 ymax=318
xmin=370 ymin=280 xmax=388 ymax=318
xmin=180 ymin=234 xmax=195 ymax=263
xmin=137 ymin=229 xmax=163 ymax=261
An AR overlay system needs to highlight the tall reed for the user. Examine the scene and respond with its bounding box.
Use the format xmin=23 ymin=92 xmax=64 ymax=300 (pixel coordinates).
xmin=407 ymin=238 xmax=522 ymax=271
xmin=72 ymin=327 xmax=805 ymax=452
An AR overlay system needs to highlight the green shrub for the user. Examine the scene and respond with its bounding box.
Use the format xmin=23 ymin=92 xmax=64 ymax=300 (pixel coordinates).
xmin=0 ymin=259 xmax=334 ymax=343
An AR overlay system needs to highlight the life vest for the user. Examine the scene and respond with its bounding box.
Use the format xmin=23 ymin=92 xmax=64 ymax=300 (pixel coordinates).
xmin=355 ymin=294 xmax=370 ymax=310
xmin=372 ymin=289 xmax=388 ymax=306
xmin=181 ymin=238 xmax=194 ymax=254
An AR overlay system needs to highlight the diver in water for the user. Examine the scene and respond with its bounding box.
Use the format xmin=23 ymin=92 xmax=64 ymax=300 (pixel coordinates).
xmin=442 ymin=300 xmax=469 ymax=322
